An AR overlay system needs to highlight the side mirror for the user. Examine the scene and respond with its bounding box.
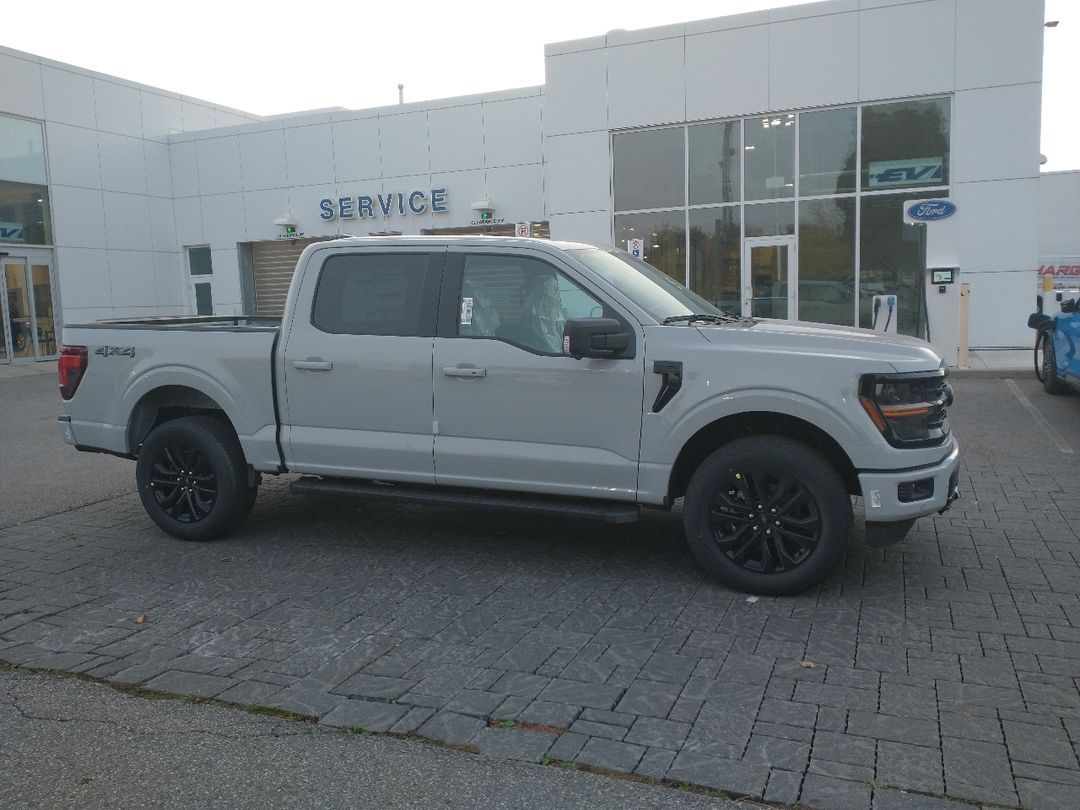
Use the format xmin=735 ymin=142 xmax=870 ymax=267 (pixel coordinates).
xmin=1062 ymin=298 xmax=1078 ymax=314
xmin=1028 ymin=312 xmax=1055 ymax=331
xmin=563 ymin=317 xmax=632 ymax=359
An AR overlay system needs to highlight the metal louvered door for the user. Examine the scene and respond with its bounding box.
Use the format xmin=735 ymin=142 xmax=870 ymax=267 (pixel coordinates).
xmin=250 ymin=238 xmax=333 ymax=317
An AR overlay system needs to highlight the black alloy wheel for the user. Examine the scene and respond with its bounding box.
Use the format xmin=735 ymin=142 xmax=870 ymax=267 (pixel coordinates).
xmin=146 ymin=441 xmax=218 ymax=523
xmin=683 ymin=435 xmax=852 ymax=595
xmin=136 ymin=415 xmax=257 ymax=541
xmin=708 ymin=466 xmax=821 ymax=574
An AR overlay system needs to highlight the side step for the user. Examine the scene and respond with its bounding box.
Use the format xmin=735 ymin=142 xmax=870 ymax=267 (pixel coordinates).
xmin=289 ymin=477 xmax=641 ymax=524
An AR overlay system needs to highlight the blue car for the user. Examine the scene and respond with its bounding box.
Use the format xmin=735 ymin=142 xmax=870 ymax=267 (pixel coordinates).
xmin=1030 ymin=295 xmax=1080 ymax=394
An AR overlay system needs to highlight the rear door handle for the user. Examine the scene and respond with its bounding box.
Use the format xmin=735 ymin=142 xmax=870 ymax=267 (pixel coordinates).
xmin=293 ymin=359 xmax=333 ymax=371
xmin=443 ymin=366 xmax=486 ymax=378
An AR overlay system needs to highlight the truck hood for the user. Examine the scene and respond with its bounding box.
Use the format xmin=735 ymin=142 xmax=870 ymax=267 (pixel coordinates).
xmin=693 ymin=318 xmax=943 ymax=374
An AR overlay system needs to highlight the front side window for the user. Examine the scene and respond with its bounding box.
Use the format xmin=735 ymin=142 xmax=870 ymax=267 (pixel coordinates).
xmin=458 ymin=254 xmax=603 ymax=354
xmin=312 ymin=252 xmax=440 ymax=336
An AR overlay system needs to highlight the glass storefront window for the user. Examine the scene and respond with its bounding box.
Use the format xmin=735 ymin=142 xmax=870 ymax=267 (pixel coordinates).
xmin=799 ymin=197 xmax=855 ymax=325
xmin=689 ymin=207 xmax=740 ymax=313
xmin=0 ymin=114 xmax=51 ymax=247
xmin=0 ymin=115 xmax=46 ymax=185
xmin=0 ymin=181 xmax=51 ymax=246
xmin=613 ymin=128 xmax=685 ymax=212
xmin=689 ymin=121 xmax=741 ymax=205
xmin=614 ymin=211 xmax=686 ymax=284
xmin=800 ymin=108 xmax=857 ymax=196
xmin=611 ymin=99 xmax=950 ymax=331
xmin=862 ymin=98 xmax=950 ymax=190
xmin=859 ymin=191 xmax=939 ymax=336
xmin=745 ymin=201 xmax=795 ymax=237
xmin=744 ymin=114 xmax=795 ymax=200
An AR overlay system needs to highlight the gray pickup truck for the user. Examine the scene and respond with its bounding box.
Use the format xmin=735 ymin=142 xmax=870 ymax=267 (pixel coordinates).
xmin=58 ymin=236 xmax=959 ymax=594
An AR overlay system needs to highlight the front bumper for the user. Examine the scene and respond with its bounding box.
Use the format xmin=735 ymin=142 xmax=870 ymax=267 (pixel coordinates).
xmin=858 ymin=439 xmax=960 ymax=524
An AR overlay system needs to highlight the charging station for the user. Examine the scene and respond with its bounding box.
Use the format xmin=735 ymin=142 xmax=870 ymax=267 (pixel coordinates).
xmin=904 ymin=199 xmax=963 ymax=367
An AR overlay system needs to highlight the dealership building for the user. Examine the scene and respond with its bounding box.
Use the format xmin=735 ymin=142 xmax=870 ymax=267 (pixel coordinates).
xmin=1 ymin=0 xmax=1077 ymax=366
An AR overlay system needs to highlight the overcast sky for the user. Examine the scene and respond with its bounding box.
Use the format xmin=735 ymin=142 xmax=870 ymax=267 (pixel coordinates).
xmin=6 ymin=0 xmax=1077 ymax=170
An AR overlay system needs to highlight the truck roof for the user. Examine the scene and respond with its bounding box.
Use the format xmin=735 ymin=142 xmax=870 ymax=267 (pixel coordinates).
xmin=316 ymin=235 xmax=605 ymax=252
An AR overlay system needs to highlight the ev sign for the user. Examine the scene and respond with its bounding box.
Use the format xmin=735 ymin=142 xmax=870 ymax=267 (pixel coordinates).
xmin=515 ymin=222 xmax=532 ymax=238
xmin=868 ymin=158 xmax=944 ymax=188
xmin=0 ymin=221 xmax=25 ymax=241
xmin=627 ymin=238 xmax=645 ymax=258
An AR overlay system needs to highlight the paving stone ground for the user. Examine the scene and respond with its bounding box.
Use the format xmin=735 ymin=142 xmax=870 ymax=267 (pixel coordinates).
xmin=3 ymin=387 xmax=1080 ymax=809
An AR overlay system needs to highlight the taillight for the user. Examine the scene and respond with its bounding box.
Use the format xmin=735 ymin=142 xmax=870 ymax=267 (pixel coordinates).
xmin=58 ymin=345 xmax=88 ymax=401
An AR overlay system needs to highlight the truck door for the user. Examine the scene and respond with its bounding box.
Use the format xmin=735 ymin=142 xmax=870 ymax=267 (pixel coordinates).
xmin=432 ymin=249 xmax=645 ymax=500
xmin=281 ymin=247 xmax=444 ymax=482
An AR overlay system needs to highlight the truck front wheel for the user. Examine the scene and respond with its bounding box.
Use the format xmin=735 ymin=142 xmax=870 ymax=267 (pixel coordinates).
xmin=683 ymin=436 xmax=852 ymax=596
xmin=135 ymin=415 xmax=257 ymax=541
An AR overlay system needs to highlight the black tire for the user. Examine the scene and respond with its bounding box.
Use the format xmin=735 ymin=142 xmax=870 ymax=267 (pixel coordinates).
xmin=135 ymin=415 xmax=257 ymax=541
xmin=1041 ymin=334 xmax=1067 ymax=395
xmin=683 ymin=436 xmax=852 ymax=596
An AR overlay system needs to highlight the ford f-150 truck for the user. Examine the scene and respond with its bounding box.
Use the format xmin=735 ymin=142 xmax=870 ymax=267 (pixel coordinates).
xmin=58 ymin=237 xmax=960 ymax=594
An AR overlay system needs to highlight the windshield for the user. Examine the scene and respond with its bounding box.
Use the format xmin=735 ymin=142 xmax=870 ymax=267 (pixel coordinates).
xmin=569 ymin=248 xmax=725 ymax=322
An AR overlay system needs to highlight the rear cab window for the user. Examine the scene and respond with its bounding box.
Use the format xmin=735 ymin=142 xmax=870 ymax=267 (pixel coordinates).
xmin=311 ymin=252 xmax=443 ymax=337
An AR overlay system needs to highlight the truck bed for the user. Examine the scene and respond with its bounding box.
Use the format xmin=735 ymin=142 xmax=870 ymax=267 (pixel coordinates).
xmin=60 ymin=317 xmax=283 ymax=472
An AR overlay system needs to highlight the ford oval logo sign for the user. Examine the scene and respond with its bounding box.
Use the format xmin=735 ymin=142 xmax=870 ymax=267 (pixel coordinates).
xmin=906 ymin=199 xmax=956 ymax=222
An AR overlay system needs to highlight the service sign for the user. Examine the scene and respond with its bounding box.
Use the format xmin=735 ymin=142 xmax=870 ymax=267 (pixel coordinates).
xmin=904 ymin=199 xmax=956 ymax=223
xmin=319 ymin=188 xmax=448 ymax=222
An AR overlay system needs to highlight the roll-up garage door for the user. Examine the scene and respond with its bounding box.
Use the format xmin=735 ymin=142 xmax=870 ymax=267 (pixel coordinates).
xmin=250 ymin=238 xmax=335 ymax=317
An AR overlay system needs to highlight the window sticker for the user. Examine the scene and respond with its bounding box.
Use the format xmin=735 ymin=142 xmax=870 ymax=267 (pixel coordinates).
xmin=460 ymin=297 xmax=473 ymax=325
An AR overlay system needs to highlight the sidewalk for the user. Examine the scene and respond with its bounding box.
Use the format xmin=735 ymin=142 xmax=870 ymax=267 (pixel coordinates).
xmin=954 ymin=349 xmax=1033 ymax=378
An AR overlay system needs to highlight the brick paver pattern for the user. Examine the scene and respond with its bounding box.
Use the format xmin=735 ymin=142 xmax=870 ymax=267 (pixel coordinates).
xmin=2 ymin=453 xmax=1078 ymax=809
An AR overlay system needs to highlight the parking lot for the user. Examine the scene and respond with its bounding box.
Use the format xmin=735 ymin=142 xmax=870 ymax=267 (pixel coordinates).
xmin=2 ymin=367 xmax=1079 ymax=809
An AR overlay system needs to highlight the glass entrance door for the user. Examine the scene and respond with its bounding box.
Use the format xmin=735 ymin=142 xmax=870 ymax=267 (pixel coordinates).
xmin=2 ymin=252 xmax=57 ymax=363
xmin=742 ymin=236 xmax=798 ymax=320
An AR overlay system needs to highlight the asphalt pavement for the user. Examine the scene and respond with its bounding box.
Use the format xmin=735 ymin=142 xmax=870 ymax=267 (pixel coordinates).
xmin=0 ymin=668 xmax=737 ymax=810
xmin=0 ymin=365 xmax=131 ymax=529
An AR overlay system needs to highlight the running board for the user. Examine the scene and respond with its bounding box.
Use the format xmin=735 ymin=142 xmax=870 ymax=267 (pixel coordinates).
xmin=289 ymin=477 xmax=641 ymax=524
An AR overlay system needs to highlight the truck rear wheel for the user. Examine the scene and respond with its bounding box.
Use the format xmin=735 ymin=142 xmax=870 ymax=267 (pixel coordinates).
xmin=135 ymin=415 xmax=257 ymax=541
xmin=683 ymin=436 xmax=852 ymax=596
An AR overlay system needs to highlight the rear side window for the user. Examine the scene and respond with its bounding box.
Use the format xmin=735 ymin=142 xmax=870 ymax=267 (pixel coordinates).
xmin=312 ymin=252 xmax=441 ymax=336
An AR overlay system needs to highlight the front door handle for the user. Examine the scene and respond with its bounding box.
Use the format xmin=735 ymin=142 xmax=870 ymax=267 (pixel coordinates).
xmin=443 ymin=366 xmax=486 ymax=378
xmin=293 ymin=359 xmax=333 ymax=371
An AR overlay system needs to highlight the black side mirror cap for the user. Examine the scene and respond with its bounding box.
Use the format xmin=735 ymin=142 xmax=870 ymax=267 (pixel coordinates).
xmin=563 ymin=317 xmax=634 ymax=359
xmin=1028 ymin=313 xmax=1055 ymax=331
xmin=1062 ymin=298 xmax=1078 ymax=314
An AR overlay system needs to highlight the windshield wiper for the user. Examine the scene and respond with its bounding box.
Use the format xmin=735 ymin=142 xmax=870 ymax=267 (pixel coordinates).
xmin=662 ymin=312 xmax=750 ymax=325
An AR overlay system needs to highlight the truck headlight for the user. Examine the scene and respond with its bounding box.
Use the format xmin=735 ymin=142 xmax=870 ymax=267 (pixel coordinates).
xmin=859 ymin=370 xmax=952 ymax=448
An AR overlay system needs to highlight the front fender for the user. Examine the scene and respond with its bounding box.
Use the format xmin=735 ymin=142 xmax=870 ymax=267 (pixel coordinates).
xmin=644 ymin=385 xmax=871 ymax=470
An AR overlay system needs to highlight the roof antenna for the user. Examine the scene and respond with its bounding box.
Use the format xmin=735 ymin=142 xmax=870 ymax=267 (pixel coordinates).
xmin=398 ymin=84 xmax=404 ymax=105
